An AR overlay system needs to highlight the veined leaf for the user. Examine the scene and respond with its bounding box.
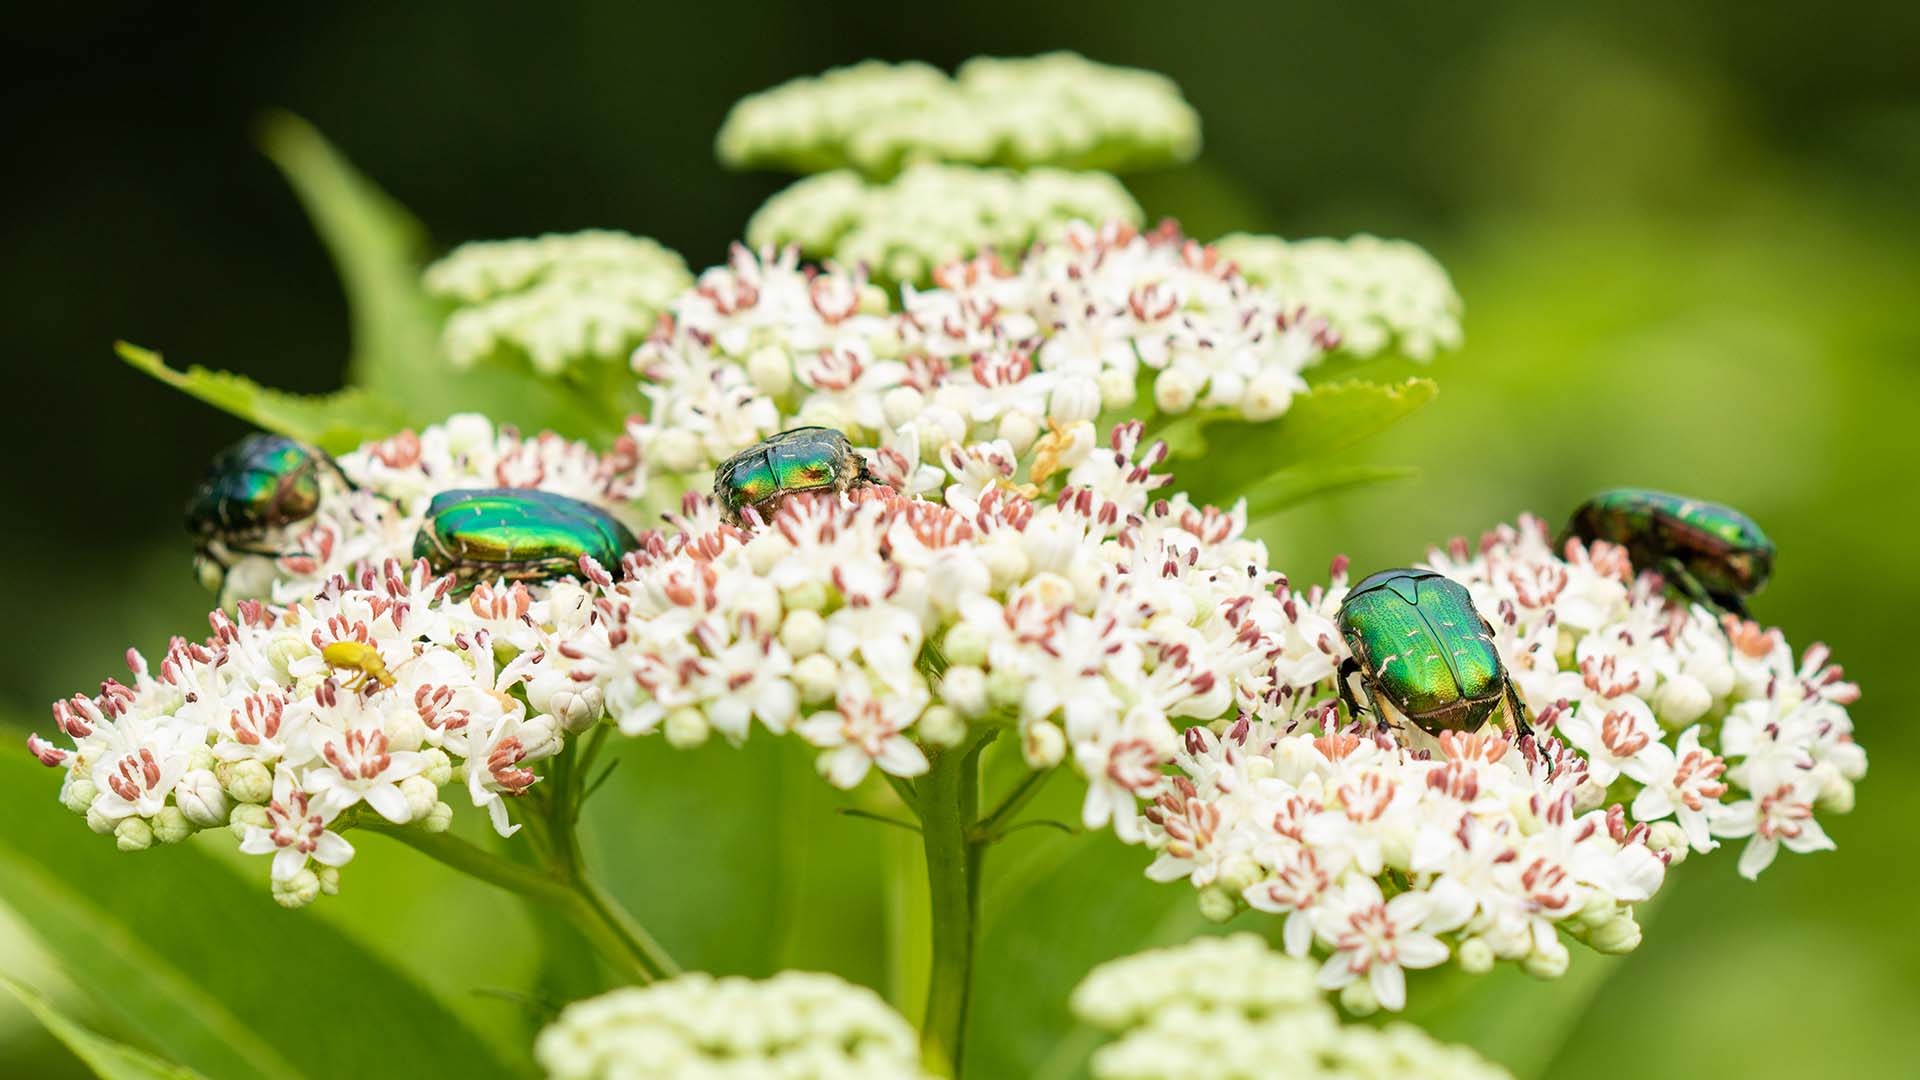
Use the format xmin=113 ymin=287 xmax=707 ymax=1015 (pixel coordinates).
xmin=115 ymin=341 xmax=412 ymax=453
xmin=0 ymin=749 xmax=517 ymax=1079
xmin=1157 ymin=378 xmax=1436 ymax=509
xmin=0 ymin=975 xmax=208 ymax=1080
xmin=1243 ymin=462 xmax=1419 ymax=520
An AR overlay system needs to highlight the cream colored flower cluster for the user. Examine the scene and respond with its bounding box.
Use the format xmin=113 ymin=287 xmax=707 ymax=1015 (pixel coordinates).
xmin=716 ymin=53 xmax=1200 ymax=178
xmin=425 ymin=230 xmax=691 ymax=373
xmin=1134 ymin=516 xmax=1865 ymax=1009
xmin=1071 ymin=934 xmax=1511 ymax=1080
xmin=745 ymin=164 xmax=1143 ymax=286
xmin=205 ymin=414 xmax=644 ymax=607
xmin=535 ymin=971 xmax=928 ymax=1080
xmin=1216 ymin=233 xmax=1463 ymax=360
xmin=624 ymin=221 xmax=1338 ymax=482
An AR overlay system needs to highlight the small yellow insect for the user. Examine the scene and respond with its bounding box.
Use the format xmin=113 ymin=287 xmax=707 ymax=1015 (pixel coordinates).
xmin=322 ymin=641 xmax=395 ymax=692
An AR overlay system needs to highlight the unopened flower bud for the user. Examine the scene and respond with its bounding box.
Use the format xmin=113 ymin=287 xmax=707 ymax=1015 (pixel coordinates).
xmin=747 ymin=532 xmax=791 ymax=575
xmin=1818 ymin=772 xmax=1855 ymax=814
xmin=315 ymin=865 xmax=341 ymax=896
xmin=1653 ymin=674 xmax=1712 ymax=728
xmin=151 ymin=807 xmax=192 ymax=845
xmin=882 ymin=386 xmax=925 ymax=429
xmin=1153 ymin=368 xmax=1198 ymax=414
xmin=423 ymin=801 xmax=455 ymax=834
xmin=793 ymin=655 xmax=839 ymax=705
xmin=382 ymin=705 xmax=427 ymax=753
xmin=780 ymin=609 xmax=827 ymax=657
xmin=782 ymin=579 xmax=831 ymax=613
xmin=1522 ymin=939 xmax=1570 ymax=979
xmin=1577 ymin=892 xmax=1615 ymax=929
xmin=551 ymin=688 xmax=605 ymax=734
xmin=1457 ymin=937 xmax=1495 ymax=974
xmin=85 ymin=807 xmax=116 ymax=836
xmin=220 ymin=760 xmax=273 ymax=805
xmin=421 ymin=748 xmax=454 ymax=787
xmin=987 ymin=667 xmax=1027 ymax=711
xmin=1589 ymin=912 xmax=1642 ymax=954
xmin=665 ymin=707 xmax=710 ymax=750
xmin=652 ymin=428 xmax=705 ymax=473
xmin=746 ymin=345 xmax=793 ymax=395
xmin=172 ymin=769 xmax=228 ymax=828
xmin=941 ymin=666 xmax=988 ymax=718
xmin=188 ymin=747 xmax=215 ymax=772
xmin=1022 ymin=720 xmax=1065 ymax=768
xmin=1097 ymin=369 xmax=1136 ymax=410
xmin=1050 ymin=375 xmax=1102 ymax=424
xmin=114 ymin=817 xmax=154 ymax=852
xmin=1196 ymin=885 xmax=1238 ymax=924
xmin=997 ymin=412 xmax=1040 ymax=457
xmin=229 ymin=803 xmax=270 ymax=839
xmin=1338 ymin=978 xmax=1380 ymax=1017
xmin=1241 ymin=371 xmax=1297 ymax=421
xmin=400 ymin=776 xmax=438 ymax=822
xmin=1217 ymin=855 xmax=1264 ymax=895
xmin=918 ymin=706 xmax=967 ymax=749
xmin=943 ymin=623 xmax=989 ymax=668
xmin=273 ymin=867 xmax=321 ymax=909
xmin=60 ymin=778 xmax=96 ymax=817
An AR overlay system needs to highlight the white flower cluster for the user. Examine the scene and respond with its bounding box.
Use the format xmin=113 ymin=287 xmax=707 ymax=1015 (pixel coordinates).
xmin=32 ymin=559 xmax=578 ymax=907
xmin=533 ymin=971 xmax=927 ymax=1080
xmin=716 ymin=53 xmax=1200 ymax=178
xmin=424 ymin=230 xmax=691 ymax=373
xmin=1215 ymin=233 xmax=1464 ymax=360
xmin=745 ymin=164 xmax=1143 ymax=286
xmin=1137 ymin=516 xmax=1866 ymax=1010
xmin=627 ymin=220 xmax=1338 ymax=478
xmin=208 ymin=414 xmax=644 ymax=606
xmin=1071 ymin=934 xmax=1511 ymax=1080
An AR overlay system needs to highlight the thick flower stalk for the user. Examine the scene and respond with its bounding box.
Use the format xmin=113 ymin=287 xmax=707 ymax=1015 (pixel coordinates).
xmin=745 ymin=164 xmax=1143 ymax=287
xmin=424 ymin=230 xmax=692 ymax=374
xmin=716 ymin=53 xmax=1200 ymax=178
xmin=1216 ymin=233 xmax=1465 ymax=360
xmin=1072 ymin=934 xmax=1511 ymax=1080
xmin=202 ymin=413 xmax=645 ymax=606
xmin=535 ymin=970 xmax=929 ymax=1080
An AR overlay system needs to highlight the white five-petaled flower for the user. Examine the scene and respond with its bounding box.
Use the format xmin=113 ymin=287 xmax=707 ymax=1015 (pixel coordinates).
xmin=238 ymin=769 xmax=354 ymax=882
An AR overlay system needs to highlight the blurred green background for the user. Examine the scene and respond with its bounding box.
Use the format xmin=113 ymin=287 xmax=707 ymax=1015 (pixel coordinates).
xmin=4 ymin=2 xmax=1916 ymax=1077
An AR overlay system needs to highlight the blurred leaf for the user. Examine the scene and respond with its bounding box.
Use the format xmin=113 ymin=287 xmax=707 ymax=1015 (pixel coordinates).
xmin=0 ymin=975 xmax=206 ymax=1080
xmin=1244 ymin=463 xmax=1419 ymax=520
xmin=115 ymin=341 xmax=412 ymax=453
xmin=0 ymin=748 xmax=518 ymax=1080
xmin=257 ymin=110 xmax=600 ymax=441
xmin=1160 ymin=378 xmax=1437 ymax=507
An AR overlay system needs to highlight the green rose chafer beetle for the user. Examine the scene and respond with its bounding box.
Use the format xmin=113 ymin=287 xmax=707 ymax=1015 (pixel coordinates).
xmin=413 ymin=487 xmax=640 ymax=590
xmin=1561 ymin=488 xmax=1774 ymax=617
xmin=186 ymin=433 xmax=347 ymax=578
xmin=1336 ymin=567 xmax=1531 ymax=737
xmin=713 ymin=426 xmax=876 ymax=525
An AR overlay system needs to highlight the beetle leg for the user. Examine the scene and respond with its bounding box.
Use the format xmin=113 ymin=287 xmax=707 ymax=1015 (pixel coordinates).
xmin=1502 ymin=678 xmax=1534 ymax=741
xmin=1336 ymin=657 xmax=1370 ymax=725
xmin=1658 ymin=557 xmax=1721 ymax=615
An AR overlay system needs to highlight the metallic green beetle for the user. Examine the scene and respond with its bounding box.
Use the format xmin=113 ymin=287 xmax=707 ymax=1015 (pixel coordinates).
xmin=413 ymin=488 xmax=640 ymax=589
xmin=1336 ymin=568 xmax=1530 ymax=736
xmin=185 ymin=433 xmax=342 ymax=568
xmin=713 ymin=426 xmax=875 ymax=525
xmin=1561 ymin=488 xmax=1773 ymax=617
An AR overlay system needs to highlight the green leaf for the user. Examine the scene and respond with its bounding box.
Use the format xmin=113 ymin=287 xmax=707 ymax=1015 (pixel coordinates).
xmin=0 ymin=748 xmax=518 ymax=1080
xmin=0 ymin=975 xmax=208 ymax=1080
xmin=1243 ymin=463 xmax=1420 ymax=520
xmin=115 ymin=341 xmax=412 ymax=453
xmin=1158 ymin=378 xmax=1436 ymax=508
xmin=257 ymin=111 xmax=604 ymax=441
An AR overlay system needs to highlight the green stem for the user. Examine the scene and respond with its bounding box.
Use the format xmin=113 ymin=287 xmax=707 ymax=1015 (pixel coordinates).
xmin=916 ymin=736 xmax=989 ymax=1078
xmin=970 ymin=765 xmax=1056 ymax=843
xmin=361 ymin=822 xmax=674 ymax=983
